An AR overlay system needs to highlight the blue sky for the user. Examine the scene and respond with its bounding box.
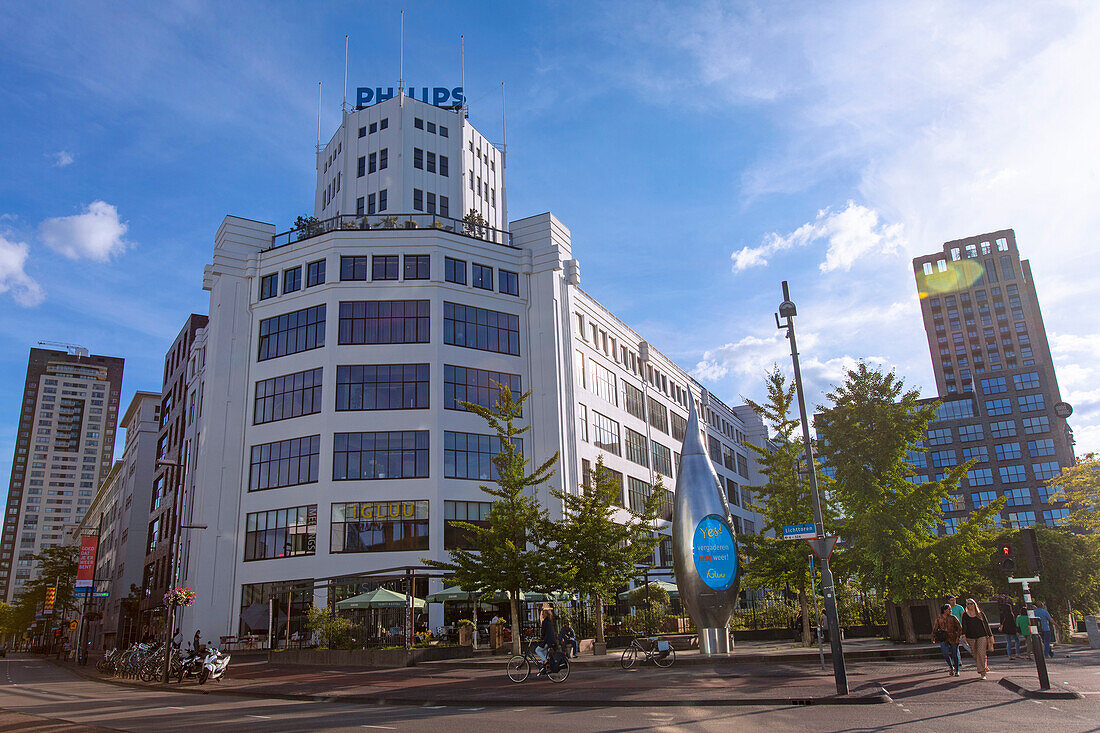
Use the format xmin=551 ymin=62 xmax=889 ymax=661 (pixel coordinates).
xmin=2 ymin=0 xmax=1098 ymax=511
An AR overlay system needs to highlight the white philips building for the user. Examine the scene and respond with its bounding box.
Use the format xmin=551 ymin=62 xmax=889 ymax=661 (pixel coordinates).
xmin=181 ymin=93 xmax=765 ymax=641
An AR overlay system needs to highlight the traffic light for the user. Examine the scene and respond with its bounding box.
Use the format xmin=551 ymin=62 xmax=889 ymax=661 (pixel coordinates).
xmin=1019 ymin=527 xmax=1043 ymax=575
xmin=996 ymin=542 xmax=1016 ymax=574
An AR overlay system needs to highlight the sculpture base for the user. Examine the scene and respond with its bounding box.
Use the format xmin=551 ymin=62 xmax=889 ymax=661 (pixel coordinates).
xmin=699 ymin=627 xmax=732 ymax=656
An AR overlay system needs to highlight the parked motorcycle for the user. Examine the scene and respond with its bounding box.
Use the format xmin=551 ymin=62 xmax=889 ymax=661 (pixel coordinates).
xmin=175 ymin=645 xmax=205 ymax=683
xmin=198 ymin=646 xmax=230 ymax=684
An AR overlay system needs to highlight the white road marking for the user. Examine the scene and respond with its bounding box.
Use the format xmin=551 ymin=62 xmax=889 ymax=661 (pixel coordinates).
xmin=362 ymin=727 xmax=396 ymax=730
xmin=598 ymin=715 xmax=618 ymax=718
xmin=247 ymin=715 xmax=272 ymax=719
xmin=421 ymin=705 xmax=445 ymax=709
xmin=166 ymin=706 xmax=187 ymax=709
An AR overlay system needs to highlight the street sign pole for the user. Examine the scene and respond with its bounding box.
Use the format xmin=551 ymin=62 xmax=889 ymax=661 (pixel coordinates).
xmin=808 ymin=554 xmax=824 ymax=670
xmin=777 ymin=281 xmax=848 ymax=695
xmin=1009 ymin=575 xmax=1050 ymax=690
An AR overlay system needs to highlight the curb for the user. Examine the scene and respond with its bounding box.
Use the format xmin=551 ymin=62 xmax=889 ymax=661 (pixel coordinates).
xmin=52 ymin=660 xmax=892 ymax=707
xmin=998 ymin=677 xmax=1082 ymax=700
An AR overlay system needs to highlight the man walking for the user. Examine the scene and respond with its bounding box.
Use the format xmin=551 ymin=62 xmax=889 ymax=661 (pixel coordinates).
xmin=1032 ymin=602 xmax=1055 ymax=658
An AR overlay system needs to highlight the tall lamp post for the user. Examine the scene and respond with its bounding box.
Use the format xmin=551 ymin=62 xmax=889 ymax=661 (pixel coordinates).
xmin=775 ymin=281 xmax=849 ymax=696
xmin=156 ymin=457 xmax=206 ymax=684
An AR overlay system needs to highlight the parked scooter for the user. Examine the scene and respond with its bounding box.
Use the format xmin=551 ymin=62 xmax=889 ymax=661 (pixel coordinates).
xmin=175 ymin=645 xmax=205 ymax=683
xmin=198 ymin=646 xmax=230 ymax=684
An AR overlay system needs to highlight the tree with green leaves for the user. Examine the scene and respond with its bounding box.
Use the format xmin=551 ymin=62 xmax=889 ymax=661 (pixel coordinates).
xmin=741 ymin=366 xmax=834 ymax=646
xmin=1050 ymin=452 xmax=1100 ymax=533
xmin=423 ymin=386 xmax=559 ymax=655
xmin=816 ymin=362 xmax=999 ymax=642
xmin=13 ymin=545 xmax=79 ymax=640
xmin=544 ymin=455 xmax=664 ymax=647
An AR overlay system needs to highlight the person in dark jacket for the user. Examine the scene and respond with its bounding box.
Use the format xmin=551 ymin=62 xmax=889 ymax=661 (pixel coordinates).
xmin=997 ymin=599 xmax=1020 ymax=660
xmin=559 ymin=621 xmax=578 ymax=658
xmin=537 ymin=606 xmax=558 ymax=663
xmin=932 ymin=603 xmax=964 ymax=676
xmin=962 ymin=598 xmax=995 ymax=679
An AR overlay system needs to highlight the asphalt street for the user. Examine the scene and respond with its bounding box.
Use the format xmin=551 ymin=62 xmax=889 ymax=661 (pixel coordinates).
xmin=0 ymin=652 xmax=1097 ymax=732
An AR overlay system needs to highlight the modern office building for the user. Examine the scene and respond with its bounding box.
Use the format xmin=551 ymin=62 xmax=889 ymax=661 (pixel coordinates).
xmin=913 ymin=230 xmax=1075 ymax=530
xmin=0 ymin=347 xmax=124 ymax=602
xmin=178 ymin=92 xmax=765 ymax=641
xmin=141 ymin=315 xmax=207 ymax=624
xmin=69 ymin=391 xmax=161 ymax=648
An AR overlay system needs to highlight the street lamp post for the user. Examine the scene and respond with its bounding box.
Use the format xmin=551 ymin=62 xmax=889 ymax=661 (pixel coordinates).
xmin=775 ymin=280 xmax=849 ymax=696
xmin=156 ymin=456 xmax=207 ymax=684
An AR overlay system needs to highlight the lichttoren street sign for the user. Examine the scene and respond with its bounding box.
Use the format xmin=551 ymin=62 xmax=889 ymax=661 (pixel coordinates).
xmin=806 ymin=536 xmax=839 ymax=561
xmin=782 ymin=522 xmax=817 ymax=540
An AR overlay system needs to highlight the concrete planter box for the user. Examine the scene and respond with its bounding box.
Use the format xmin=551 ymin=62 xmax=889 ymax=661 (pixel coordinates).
xmin=275 ymin=645 xmax=474 ymax=668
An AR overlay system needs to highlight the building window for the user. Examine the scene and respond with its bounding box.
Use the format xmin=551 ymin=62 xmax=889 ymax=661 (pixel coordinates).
xmin=671 ymin=412 xmax=686 ymax=442
xmin=340 ymin=255 xmax=368 ymax=280
xmin=440 ymin=155 xmax=449 ymax=177
xmin=439 ymin=126 xmax=448 ymax=137
xmin=259 ymin=273 xmax=278 ymax=300
xmin=426 ymin=151 xmax=436 ymax=173
xmin=413 ymin=188 xmax=423 ymax=211
xmin=254 ymin=368 xmax=323 ymax=424
xmin=244 ymin=505 xmax=317 ymax=561
xmin=444 ymin=500 xmax=492 ymax=549
xmin=624 ymin=382 xmax=645 ymax=421
xmin=498 ymin=270 xmax=519 ymax=296
xmin=1044 ymin=508 xmax=1069 ymax=526
xmin=962 ymin=446 xmax=988 ymax=463
xmin=1027 ymin=438 xmax=1055 ymax=457
xmin=367 ymin=193 xmax=376 ymax=215
xmin=652 ymin=440 xmax=673 ymax=477
xmin=443 ymin=302 xmax=520 ymax=355
xmin=368 ymin=152 xmax=377 ymax=174
xmin=414 ymin=118 xmax=423 ymax=129
xmin=379 ymin=149 xmax=388 ymax=169
xmin=249 ymin=435 xmax=320 ymax=491
xmin=1007 ymin=511 xmax=1036 ymax=528
xmin=648 ymin=397 xmax=669 ymax=434
xmin=1032 ymin=461 xmax=1060 ymax=481
xmin=306 ymin=259 xmax=326 ymax=287
xmin=443 ymin=365 xmax=521 ymax=412
xmin=1018 ymin=394 xmax=1045 ymax=413
xmin=627 ymin=477 xmax=651 ymax=514
xmin=907 ymin=450 xmax=927 ymax=469
xmin=358 ymin=156 xmax=366 ymax=177
xmin=379 ymin=189 xmax=387 ymax=211
xmin=985 ymin=398 xmax=1012 ymax=416
xmin=283 ymin=266 xmax=302 ymax=294
xmin=338 ymin=300 xmax=431 ymax=344
xmin=1022 ymin=416 xmax=1050 ymax=434
xmin=426 ymin=192 xmax=436 ymax=214
xmin=472 ymin=263 xmax=493 ymax=290
xmin=1005 ymin=488 xmax=1031 ymax=506
xmin=980 ymin=377 xmax=1006 ymax=395
xmin=624 ymin=428 xmax=648 ymax=467
xmin=335 ymin=364 xmax=429 ymax=411
xmin=591 ymin=412 xmax=620 ymax=456
xmin=999 ymin=465 xmax=1027 ymax=483
xmin=331 ymin=500 xmax=428 ymax=553
xmin=372 ymin=255 xmax=399 ymax=280
xmin=257 ymin=305 xmax=326 ymax=361
xmin=404 ymin=255 xmax=430 ymax=280
xmin=359 ymin=126 xmax=366 ymax=138
xmin=445 ymin=257 xmax=466 ymax=285
xmin=592 ymin=362 xmax=617 ymax=405
xmin=369 ymin=122 xmax=377 ymax=134
xmin=333 ymin=431 xmax=429 ymax=480
xmin=1014 ymin=372 xmax=1040 ymax=390
xmin=990 ymin=420 xmax=1016 ymax=438
xmin=958 ymin=424 xmax=984 ymax=442
xmin=927 ymin=428 xmax=952 ymax=446
xmin=413 ymin=147 xmax=423 ymax=169
xmin=440 ymin=195 xmax=449 ymax=217
xmin=577 ymin=403 xmax=588 ymax=442
xmin=971 ymin=490 xmax=997 ymax=506
xmin=930 ymin=450 xmax=957 ymax=468
xmin=995 ymin=442 xmax=1022 ymax=460
xmin=444 ymin=432 xmax=522 ymax=480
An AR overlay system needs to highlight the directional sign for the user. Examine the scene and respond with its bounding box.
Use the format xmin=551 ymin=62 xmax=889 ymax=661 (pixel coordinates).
xmin=93 ymin=592 xmax=109 ymax=598
xmin=806 ymin=536 xmax=839 ymax=561
xmin=782 ymin=523 xmax=817 ymax=540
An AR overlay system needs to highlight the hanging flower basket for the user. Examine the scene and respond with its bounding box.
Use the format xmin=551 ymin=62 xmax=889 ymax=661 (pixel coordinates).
xmin=164 ymin=587 xmax=197 ymax=607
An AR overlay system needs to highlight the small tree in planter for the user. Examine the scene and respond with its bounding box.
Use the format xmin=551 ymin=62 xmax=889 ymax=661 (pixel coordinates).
xmin=403 ymin=219 xmax=418 ymax=229
xmin=305 ymin=606 xmax=355 ymax=649
xmin=423 ymin=386 xmax=560 ymax=656
xmin=378 ymin=216 xmax=398 ymax=229
xmin=294 ymin=216 xmax=322 ymax=240
xmin=462 ymin=209 xmax=487 ymax=239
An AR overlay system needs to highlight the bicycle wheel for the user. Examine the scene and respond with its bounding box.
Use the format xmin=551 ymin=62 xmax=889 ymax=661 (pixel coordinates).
xmin=547 ymin=658 xmax=570 ymax=683
xmin=654 ymin=646 xmax=676 ymax=668
xmin=507 ymin=655 xmax=530 ymax=683
xmin=620 ymin=644 xmax=638 ymax=670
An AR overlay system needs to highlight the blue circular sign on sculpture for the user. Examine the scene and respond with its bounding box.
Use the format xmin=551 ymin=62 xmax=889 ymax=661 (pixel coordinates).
xmin=692 ymin=514 xmax=738 ymax=591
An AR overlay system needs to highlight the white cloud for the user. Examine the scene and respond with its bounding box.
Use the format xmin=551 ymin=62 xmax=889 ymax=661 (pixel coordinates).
xmin=731 ymin=201 xmax=904 ymax=273
xmin=0 ymin=234 xmax=45 ymax=306
xmin=38 ymin=201 xmax=129 ymax=262
xmin=51 ymin=150 xmax=74 ymax=167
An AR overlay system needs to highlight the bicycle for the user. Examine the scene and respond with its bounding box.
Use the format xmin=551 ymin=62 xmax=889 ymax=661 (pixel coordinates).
xmin=507 ymin=639 xmax=569 ymax=683
xmin=620 ymin=630 xmax=676 ymax=669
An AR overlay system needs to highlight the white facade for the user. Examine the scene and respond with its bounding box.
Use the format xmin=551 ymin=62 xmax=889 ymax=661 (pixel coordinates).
xmin=70 ymin=391 xmax=161 ymax=647
xmin=315 ymin=94 xmax=505 ymax=233
xmin=180 ymin=100 xmax=764 ymax=641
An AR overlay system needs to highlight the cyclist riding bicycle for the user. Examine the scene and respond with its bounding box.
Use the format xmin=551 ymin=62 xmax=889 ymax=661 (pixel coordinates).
xmin=535 ymin=606 xmax=558 ymax=665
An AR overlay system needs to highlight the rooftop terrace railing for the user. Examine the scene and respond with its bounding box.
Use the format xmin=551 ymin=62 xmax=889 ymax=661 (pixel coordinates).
xmin=268 ymin=212 xmax=514 ymax=251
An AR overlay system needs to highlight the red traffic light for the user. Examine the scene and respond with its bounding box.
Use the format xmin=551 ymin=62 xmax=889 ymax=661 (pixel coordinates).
xmin=1001 ymin=545 xmax=1010 ymax=555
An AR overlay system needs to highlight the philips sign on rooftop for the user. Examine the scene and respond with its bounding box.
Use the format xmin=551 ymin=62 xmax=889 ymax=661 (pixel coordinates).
xmin=356 ymin=86 xmax=464 ymax=108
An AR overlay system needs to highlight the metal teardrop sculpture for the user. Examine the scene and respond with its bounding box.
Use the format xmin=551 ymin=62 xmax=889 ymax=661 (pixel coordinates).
xmin=672 ymin=392 xmax=741 ymax=655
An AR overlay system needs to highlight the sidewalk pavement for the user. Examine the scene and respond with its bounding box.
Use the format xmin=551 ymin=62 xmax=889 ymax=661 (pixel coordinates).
xmin=68 ymin=637 xmax=1100 ymax=708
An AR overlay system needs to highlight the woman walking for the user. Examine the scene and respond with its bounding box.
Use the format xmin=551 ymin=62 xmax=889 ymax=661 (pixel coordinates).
xmin=932 ymin=603 xmax=964 ymax=676
xmin=962 ymin=598 xmax=995 ymax=679
xmin=997 ymin=598 xmax=1020 ymax=660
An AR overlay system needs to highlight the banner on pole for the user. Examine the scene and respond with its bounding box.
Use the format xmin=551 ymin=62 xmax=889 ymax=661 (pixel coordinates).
xmin=76 ymin=535 xmax=98 ymax=588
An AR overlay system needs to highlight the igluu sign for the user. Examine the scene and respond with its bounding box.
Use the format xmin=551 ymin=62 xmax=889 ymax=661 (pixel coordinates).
xmin=357 ymin=86 xmax=464 ymax=108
